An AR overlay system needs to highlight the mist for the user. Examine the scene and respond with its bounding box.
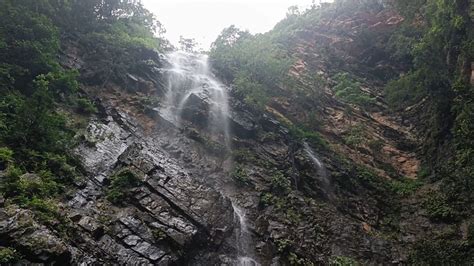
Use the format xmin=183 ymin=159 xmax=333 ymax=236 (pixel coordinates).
xmin=142 ymin=0 xmax=332 ymax=50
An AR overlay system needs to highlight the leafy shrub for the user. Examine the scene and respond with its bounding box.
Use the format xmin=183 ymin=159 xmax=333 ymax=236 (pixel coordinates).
xmin=355 ymin=166 xmax=390 ymax=193
xmin=390 ymin=178 xmax=423 ymax=196
xmin=0 ymin=147 xmax=13 ymax=168
xmin=289 ymin=125 xmax=327 ymax=149
xmin=1 ymin=166 xmax=62 ymax=201
xmin=276 ymin=238 xmax=293 ymax=253
xmin=152 ymin=228 xmax=167 ymax=241
xmin=417 ymin=166 xmax=430 ymax=179
xmin=16 ymin=172 xmax=63 ymax=200
xmin=423 ymin=192 xmax=457 ymax=222
xmin=270 ymin=171 xmax=291 ymax=193
xmin=333 ymin=73 xmax=375 ymax=107
xmin=0 ymin=247 xmax=20 ymax=264
xmin=76 ymin=98 xmax=98 ymax=114
xmin=107 ymin=169 xmax=142 ymax=205
xmin=260 ymin=192 xmax=289 ymax=210
xmin=230 ymin=165 xmax=252 ymax=186
xmin=234 ymin=75 xmax=270 ymax=111
xmin=329 ymin=256 xmax=359 ymax=266
xmin=260 ymin=193 xmax=275 ymax=207
xmin=210 ymin=25 xmax=292 ymax=112
xmin=288 ymin=252 xmax=312 ymax=266
xmin=343 ymin=124 xmax=366 ymax=148
xmin=384 ymin=72 xmax=426 ymax=109
xmin=410 ymin=229 xmax=474 ymax=264
xmin=25 ymin=197 xmax=61 ymax=224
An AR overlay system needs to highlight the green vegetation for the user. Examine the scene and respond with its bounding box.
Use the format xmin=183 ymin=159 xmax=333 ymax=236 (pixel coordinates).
xmin=106 ymin=169 xmax=142 ymax=205
xmin=230 ymin=164 xmax=252 ymax=187
xmin=0 ymin=247 xmax=21 ymax=264
xmin=0 ymin=166 xmax=67 ymax=225
xmin=410 ymin=227 xmax=474 ymax=264
xmin=210 ymin=25 xmax=293 ymax=111
xmin=152 ymin=228 xmax=167 ymax=241
xmin=355 ymin=167 xmax=389 ymax=192
xmin=423 ymin=192 xmax=457 ymax=222
xmin=76 ymin=98 xmax=98 ymax=114
xmin=289 ymin=125 xmax=328 ymax=149
xmin=0 ymin=0 xmax=167 ymax=228
xmin=333 ymin=73 xmax=375 ymax=107
xmin=390 ymin=178 xmax=423 ymax=196
xmin=270 ymin=171 xmax=292 ymax=193
xmin=329 ymin=256 xmax=359 ymax=266
xmin=385 ymin=74 xmax=426 ymax=109
xmin=385 ymin=0 xmax=474 ymax=220
xmin=343 ymin=124 xmax=366 ymax=148
xmin=0 ymin=147 xmax=13 ymax=168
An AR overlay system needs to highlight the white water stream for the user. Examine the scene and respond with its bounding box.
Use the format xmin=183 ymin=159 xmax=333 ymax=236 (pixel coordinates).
xmin=232 ymin=202 xmax=260 ymax=266
xmin=161 ymin=51 xmax=258 ymax=265
xmin=161 ymin=51 xmax=230 ymax=147
xmin=303 ymin=142 xmax=333 ymax=199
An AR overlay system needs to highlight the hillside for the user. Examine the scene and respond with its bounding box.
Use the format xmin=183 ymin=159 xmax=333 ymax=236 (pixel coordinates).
xmin=0 ymin=0 xmax=473 ymax=265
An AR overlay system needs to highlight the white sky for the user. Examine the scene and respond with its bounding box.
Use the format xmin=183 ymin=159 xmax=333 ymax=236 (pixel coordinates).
xmin=142 ymin=0 xmax=331 ymax=51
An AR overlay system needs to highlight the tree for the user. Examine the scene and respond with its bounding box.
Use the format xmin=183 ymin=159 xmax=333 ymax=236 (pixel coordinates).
xmin=179 ymin=36 xmax=198 ymax=53
xmin=287 ymin=5 xmax=300 ymax=17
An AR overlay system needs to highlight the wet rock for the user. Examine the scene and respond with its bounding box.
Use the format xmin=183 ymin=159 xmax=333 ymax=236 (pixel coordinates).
xmin=93 ymin=174 xmax=107 ymax=184
xmin=0 ymin=209 xmax=71 ymax=263
xmin=123 ymin=235 xmax=141 ymax=246
xmin=132 ymin=241 xmax=166 ymax=261
xmin=98 ymin=234 xmax=151 ymax=264
xmin=78 ymin=216 xmax=103 ymax=238
xmin=180 ymin=91 xmax=211 ymax=126
xmin=229 ymin=109 xmax=257 ymax=138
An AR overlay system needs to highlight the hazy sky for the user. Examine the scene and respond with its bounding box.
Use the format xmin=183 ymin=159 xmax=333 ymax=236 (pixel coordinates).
xmin=142 ymin=0 xmax=330 ymax=50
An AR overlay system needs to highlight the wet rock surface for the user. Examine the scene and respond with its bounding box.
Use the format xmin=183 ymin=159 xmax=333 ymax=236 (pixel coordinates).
xmin=62 ymin=105 xmax=237 ymax=264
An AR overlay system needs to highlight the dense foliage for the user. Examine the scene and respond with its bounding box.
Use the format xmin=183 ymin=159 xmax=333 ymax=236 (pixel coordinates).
xmin=0 ymin=0 xmax=166 ymax=225
xmin=210 ymin=25 xmax=293 ymax=111
xmin=385 ymin=0 xmax=473 ymax=216
xmin=0 ymin=1 xmax=78 ymax=212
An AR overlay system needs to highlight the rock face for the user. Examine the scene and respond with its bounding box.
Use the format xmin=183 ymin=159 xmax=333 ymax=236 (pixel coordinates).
xmin=65 ymin=105 xmax=236 ymax=264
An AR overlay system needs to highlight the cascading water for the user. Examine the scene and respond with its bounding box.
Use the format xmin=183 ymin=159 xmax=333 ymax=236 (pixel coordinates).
xmin=160 ymin=51 xmax=230 ymax=147
xmin=160 ymin=51 xmax=258 ymax=265
xmin=303 ymin=142 xmax=332 ymax=198
xmin=232 ymin=202 xmax=260 ymax=266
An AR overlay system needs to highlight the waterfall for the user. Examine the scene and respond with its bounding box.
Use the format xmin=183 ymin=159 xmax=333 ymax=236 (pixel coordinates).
xmin=232 ymin=202 xmax=260 ymax=266
xmin=303 ymin=142 xmax=332 ymax=199
xmin=160 ymin=51 xmax=258 ymax=264
xmin=160 ymin=51 xmax=230 ymax=147
xmin=303 ymin=142 xmax=327 ymax=178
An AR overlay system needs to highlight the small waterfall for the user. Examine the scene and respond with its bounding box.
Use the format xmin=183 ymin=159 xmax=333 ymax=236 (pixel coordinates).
xmin=303 ymin=142 xmax=327 ymax=178
xmin=160 ymin=51 xmax=230 ymax=146
xmin=232 ymin=202 xmax=260 ymax=266
xmin=303 ymin=142 xmax=332 ymax=198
